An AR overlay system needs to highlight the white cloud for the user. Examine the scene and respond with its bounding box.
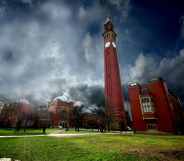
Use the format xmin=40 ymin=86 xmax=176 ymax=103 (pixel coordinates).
xmin=0 ymin=6 xmax=5 ymax=17
xmin=109 ymin=0 xmax=122 ymax=7
xmin=0 ymin=1 xmax=105 ymax=103
xmin=108 ymin=0 xmax=130 ymax=21
xmin=1 ymin=0 xmax=183 ymax=105
xmin=127 ymin=50 xmax=184 ymax=93
xmin=73 ymin=101 xmax=83 ymax=107
xmin=41 ymin=2 xmax=71 ymax=21
xmin=78 ymin=3 xmax=106 ymax=23
xmin=127 ymin=53 xmax=158 ymax=83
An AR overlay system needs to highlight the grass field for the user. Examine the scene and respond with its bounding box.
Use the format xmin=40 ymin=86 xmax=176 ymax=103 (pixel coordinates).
xmin=0 ymin=130 xmax=184 ymax=161
xmin=0 ymin=128 xmax=105 ymax=135
xmin=0 ymin=128 xmax=58 ymax=136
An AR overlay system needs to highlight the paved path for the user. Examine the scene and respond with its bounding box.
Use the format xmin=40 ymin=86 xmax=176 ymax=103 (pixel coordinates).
xmin=0 ymin=158 xmax=20 ymax=161
xmin=0 ymin=131 xmax=133 ymax=138
xmin=0 ymin=133 xmax=100 ymax=138
xmin=0 ymin=134 xmax=47 ymax=138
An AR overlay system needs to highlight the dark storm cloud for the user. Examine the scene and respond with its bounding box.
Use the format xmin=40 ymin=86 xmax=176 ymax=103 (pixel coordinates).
xmin=69 ymin=85 xmax=104 ymax=107
xmin=125 ymin=13 xmax=184 ymax=103
xmin=0 ymin=0 xmax=183 ymax=107
xmin=127 ymin=49 xmax=184 ymax=102
xmin=0 ymin=0 xmax=131 ymax=104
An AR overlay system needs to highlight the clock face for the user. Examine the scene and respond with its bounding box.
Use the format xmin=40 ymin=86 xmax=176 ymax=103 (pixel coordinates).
xmin=105 ymin=42 xmax=116 ymax=48
xmin=105 ymin=42 xmax=110 ymax=48
xmin=112 ymin=42 xmax=116 ymax=48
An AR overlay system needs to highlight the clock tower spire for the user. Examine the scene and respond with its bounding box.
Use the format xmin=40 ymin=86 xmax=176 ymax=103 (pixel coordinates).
xmin=103 ymin=17 xmax=126 ymax=130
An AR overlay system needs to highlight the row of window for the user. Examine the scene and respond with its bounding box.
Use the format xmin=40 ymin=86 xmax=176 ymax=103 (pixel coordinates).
xmin=141 ymin=97 xmax=151 ymax=103
xmin=142 ymin=104 xmax=154 ymax=113
xmin=141 ymin=96 xmax=155 ymax=113
xmin=104 ymin=32 xmax=116 ymax=39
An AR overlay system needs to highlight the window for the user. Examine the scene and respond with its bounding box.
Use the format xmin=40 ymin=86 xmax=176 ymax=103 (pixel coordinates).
xmin=140 ymin=96 xmax=155 ymax=113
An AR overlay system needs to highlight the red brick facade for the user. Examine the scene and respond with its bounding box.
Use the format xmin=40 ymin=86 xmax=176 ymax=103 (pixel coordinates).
xmin=128 ymin=78 xmax=184 ymax=133
xmin=48 ymin=99 xmax=74 ymax=127
xmin=103 ymin=18 xmax=126 ymax=130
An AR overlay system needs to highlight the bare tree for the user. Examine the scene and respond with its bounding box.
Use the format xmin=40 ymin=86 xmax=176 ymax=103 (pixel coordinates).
xmin=73 ymin=105 xmax=84 ymax=131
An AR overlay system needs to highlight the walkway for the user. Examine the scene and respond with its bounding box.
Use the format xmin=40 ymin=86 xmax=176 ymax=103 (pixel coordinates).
xmin=0 ymin=131 xmax=133 ymax=138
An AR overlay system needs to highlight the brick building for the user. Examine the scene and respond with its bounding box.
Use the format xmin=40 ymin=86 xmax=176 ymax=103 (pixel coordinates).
xmin=0 ymin=102 xmax=18 ymax=127
xmin=0 ymin=99 xmax=32 ymax=128
xmin=48 ymin=97 xmax=74 ymax=128
xmin=128 ymin=78 xmax=184 ymax=134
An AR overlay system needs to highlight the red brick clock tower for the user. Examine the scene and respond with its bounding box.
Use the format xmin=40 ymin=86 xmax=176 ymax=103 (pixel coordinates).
xmin=103 ymin=18 xmax=126 ymax=130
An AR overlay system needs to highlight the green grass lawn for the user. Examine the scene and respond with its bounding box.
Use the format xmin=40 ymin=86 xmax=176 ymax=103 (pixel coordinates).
xmin=0 ymin=128 xmax=108 ymax=135
xmin=0 ymin=128 xmax=101 ymax=135
xmin=0 ymin=133 xmax=184 ymax=161
xmin=0 ymin=128 xmax=59 ymax=136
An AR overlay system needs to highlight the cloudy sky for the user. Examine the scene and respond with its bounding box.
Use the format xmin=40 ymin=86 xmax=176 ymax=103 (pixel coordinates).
xmin=0 ymin=0 xmax=184 ymax=107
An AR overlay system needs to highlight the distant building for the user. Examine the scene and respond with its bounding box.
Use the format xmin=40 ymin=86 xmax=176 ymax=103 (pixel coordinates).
xmin=0 ymin=99 xmax=33 ymax=128
xmin=48 ymin=97 xmax=74 ymax=128
xmin=0 ymin=101 xmax=4 ymax=113
xmin=0 ymin=102 xmax=18 ymax=128
xmin=128 ymin=78 xmax=184 ymax=134
xmin=30 ymin=105 xmax=50 ymax=129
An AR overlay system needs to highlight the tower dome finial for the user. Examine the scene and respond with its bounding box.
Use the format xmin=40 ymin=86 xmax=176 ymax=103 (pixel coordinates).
xmin=104 ymin=17 xmax=114 ymax=32
xmin=104 ymin=17 xmax=112 ymax=25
